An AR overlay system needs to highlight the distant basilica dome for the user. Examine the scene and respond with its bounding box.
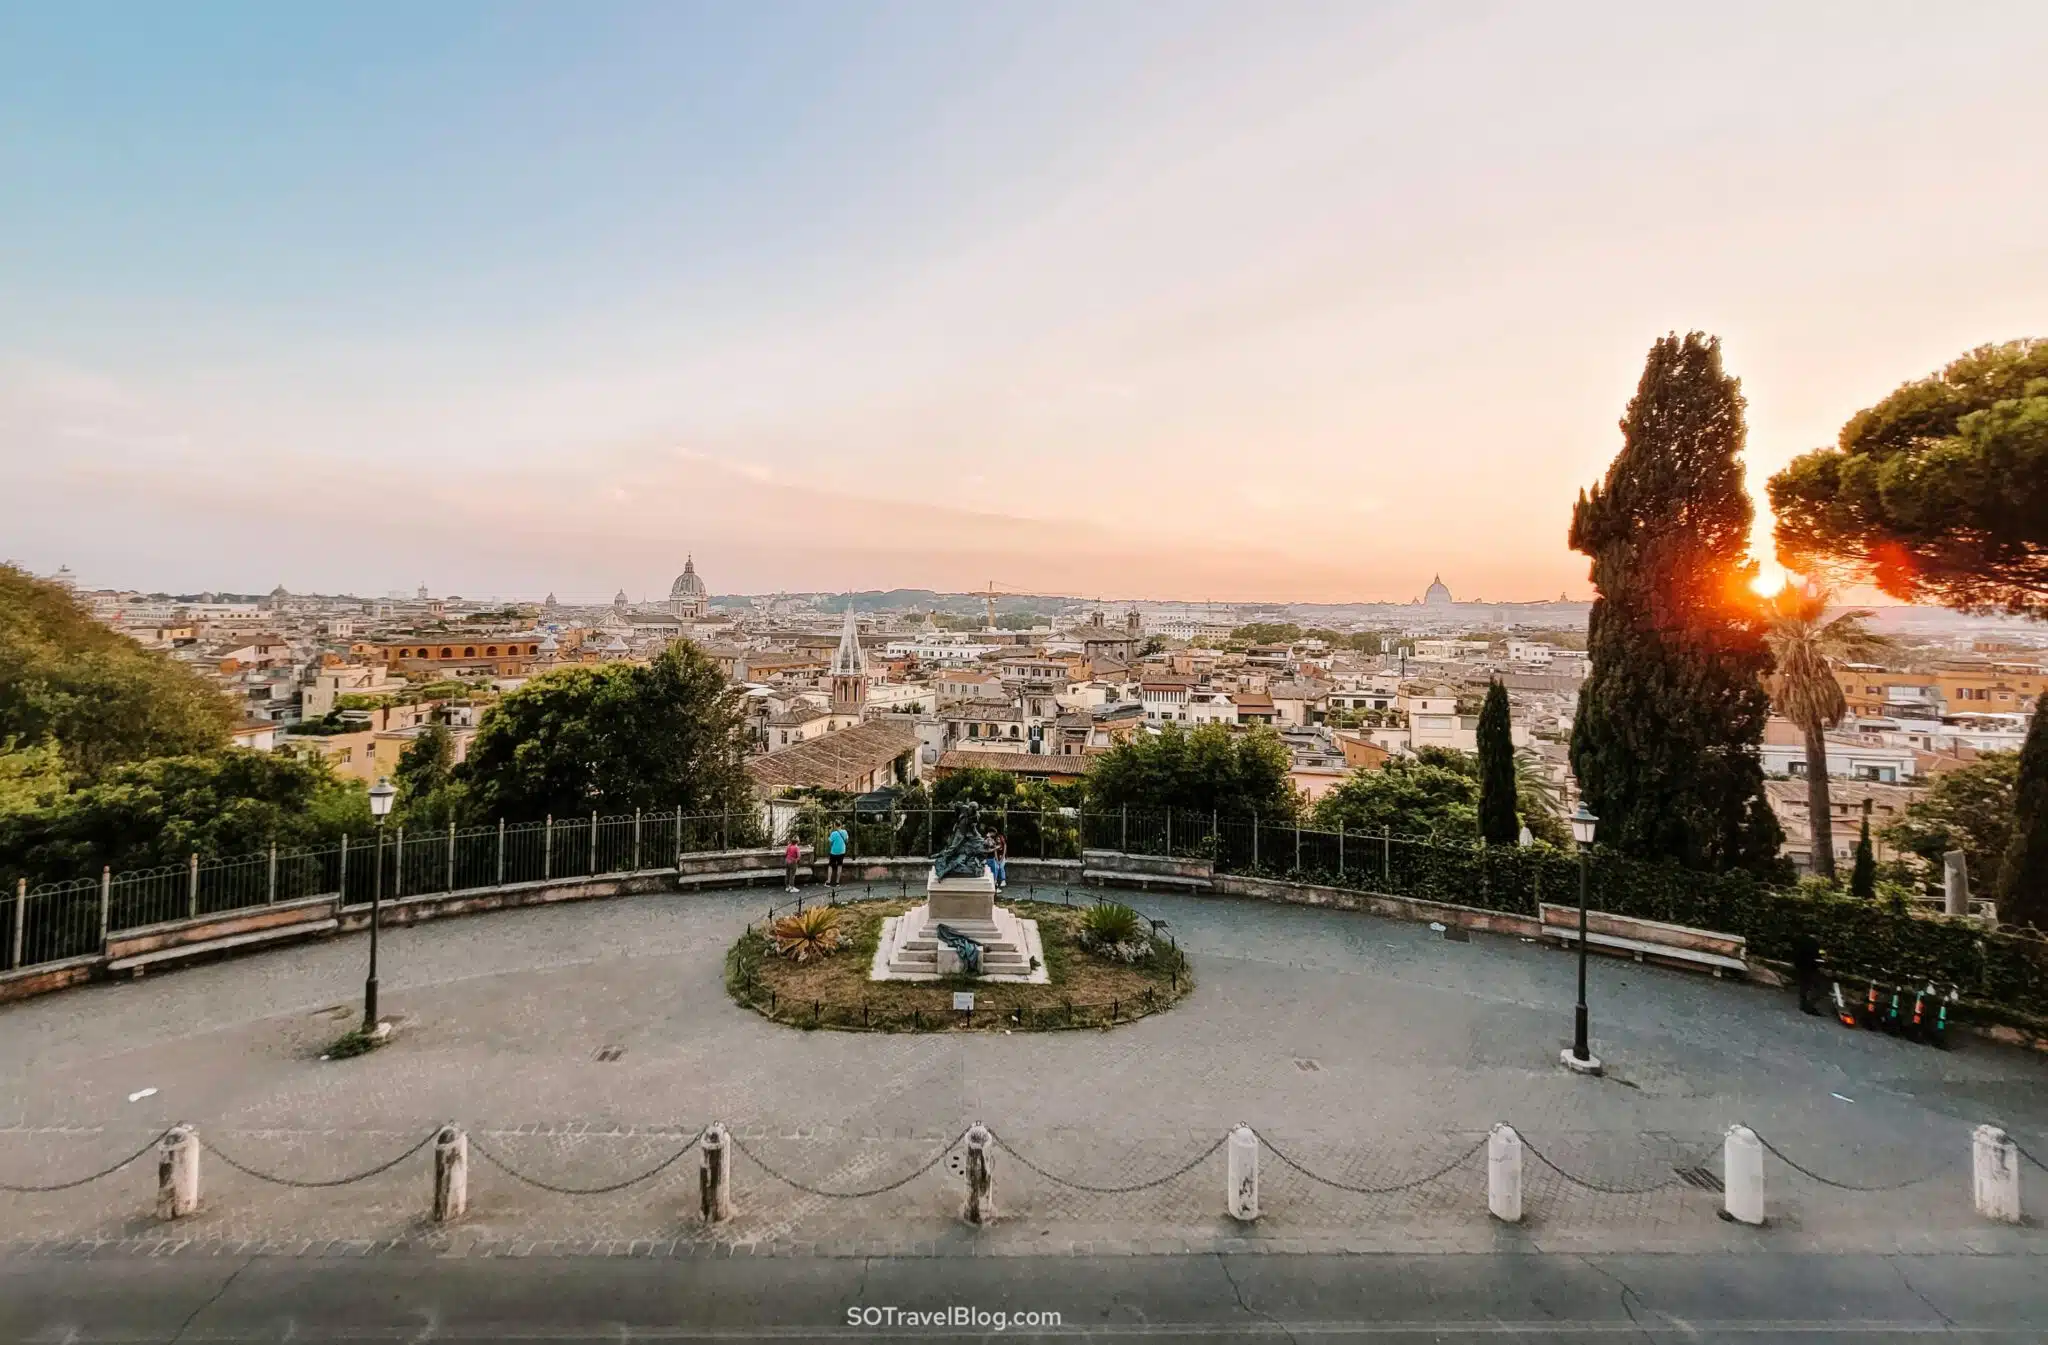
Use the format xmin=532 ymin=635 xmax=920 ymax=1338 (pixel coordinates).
xmin=669 ymin=555 xmax=709 ymax=620
xmin=1423 ymin=574 xmax=1453 ymax=607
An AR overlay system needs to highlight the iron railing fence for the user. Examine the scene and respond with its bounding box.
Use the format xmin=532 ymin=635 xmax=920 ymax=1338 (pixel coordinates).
xmin=4 ymin=803 xmax=1582 ymax=973
xmin=15 ymin=802 xmax=2044 ymax=1000
xmin=8 ymin=807 xmax=772 ymax=972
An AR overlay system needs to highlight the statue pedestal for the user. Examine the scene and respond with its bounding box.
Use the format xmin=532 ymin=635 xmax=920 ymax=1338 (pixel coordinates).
xmin=927 ymin=873 xmax=996 ymax=925
xmin=871 ymin=867 xmax=1048 ymax=984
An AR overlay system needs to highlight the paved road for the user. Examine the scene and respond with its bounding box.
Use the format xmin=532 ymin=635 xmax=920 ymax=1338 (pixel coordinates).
xmin=3 ymin=1251 xmax=2043 ymax=1342
xmin=3 ymin=885 xmax=2046 ymax=1256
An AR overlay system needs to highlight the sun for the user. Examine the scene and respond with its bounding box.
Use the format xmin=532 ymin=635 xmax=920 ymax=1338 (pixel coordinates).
xmin=1749 ymin=565 xmax=1787 ymax=599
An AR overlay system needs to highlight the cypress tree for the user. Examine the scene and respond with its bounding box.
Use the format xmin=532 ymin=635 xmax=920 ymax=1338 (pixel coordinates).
xmin=1568 ymin=333 xmax=1784 ymax=875
xmin=1849 ymin=811 xmax=1875 ymax=898
xmin=1996 ymin=704 xmax=2048 ymax=930
xmin=1476 ymin=679 xmax=1519 ymax=846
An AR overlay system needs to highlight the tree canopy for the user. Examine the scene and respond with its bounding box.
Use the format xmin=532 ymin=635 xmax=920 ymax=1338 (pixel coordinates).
xmin=0 ymin=565 xmax=236 ymax=782
xmin=1310 ymin=756 xmax=1478 ymax=840
xmin=1769 ymin=340 xmax=2048 ymax=615
xmin=1880 ymin=753 xmax=2017 ymax=893
xmin=1475 ymin=681 xmax=1518 ymax=846
xmin=1568 ymin=333 xmax=1784 ymax=875
xmin=393 ymin=723 xmax=468 ymax=829
xmin=457 ymin=641 xmax=755 ymax=823
xmin=0 ymin=739 xmax=67 ymax=817
xmin=1997 ymin=708 xmax=2048 ymax=930
xmin=1310 ymin=626 xmax=1392 ymax=655
xmin=933 ymin=766 xmax=1024 ymax=811
xmin=1084 ymin=723 xmax=1296 ymax=818
xmin=0 ymin=750 xmax=369 ymax=881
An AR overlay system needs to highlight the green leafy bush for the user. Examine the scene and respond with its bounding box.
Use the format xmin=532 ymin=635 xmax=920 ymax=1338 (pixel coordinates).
xmin=1079 ymin=902 xmax=1151 ymax=962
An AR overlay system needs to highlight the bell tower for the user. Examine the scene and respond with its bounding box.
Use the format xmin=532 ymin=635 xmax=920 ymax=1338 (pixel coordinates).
xmin=830 ymin=604 xmax=867 ymax=716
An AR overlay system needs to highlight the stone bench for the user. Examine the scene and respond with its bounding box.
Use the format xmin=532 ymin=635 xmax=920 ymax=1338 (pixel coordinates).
xmin=105 ymin=904 xmax=339 ymax=977
xmin=676 ymin=867 xmax=788 ymax=891
xmin=1538 ymin=902 xmax=1748 ymax=978
xmin=1081 ymin=849 xmax=1214 ymax=894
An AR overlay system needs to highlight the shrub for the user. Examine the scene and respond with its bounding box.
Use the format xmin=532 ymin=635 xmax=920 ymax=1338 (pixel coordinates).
xmin=770 ymin=906 xmax=843 ymax=963
xmin=1080 ymin=901 xmax=1142 ymax=945
xmin=1079 ymin=902 xmax=1150 ymax=962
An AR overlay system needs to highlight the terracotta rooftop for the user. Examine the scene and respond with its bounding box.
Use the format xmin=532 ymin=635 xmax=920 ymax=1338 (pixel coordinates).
xmin=745 ymin=719 xmax=921 ymax=794
xmin=936 ymin=750 xmax=1087 ymax=777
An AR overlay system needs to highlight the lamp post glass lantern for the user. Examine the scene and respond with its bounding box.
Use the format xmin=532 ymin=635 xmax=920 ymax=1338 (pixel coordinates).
xmin=1566 ymin=804 xmax=1599 ymax=1074
xmin=364 ymin=777 xmax=396 ymax=1033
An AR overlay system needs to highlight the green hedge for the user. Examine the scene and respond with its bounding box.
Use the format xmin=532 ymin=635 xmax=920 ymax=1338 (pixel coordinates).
xmin=1217 ymin=824 xmax=2048 ymax=1023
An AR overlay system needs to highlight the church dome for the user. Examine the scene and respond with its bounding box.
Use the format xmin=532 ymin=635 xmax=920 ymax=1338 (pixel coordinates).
xmin=670 ymin=555 xmax=708 ymax=602
xmin=1423 ymin=574 xmax=1453 ymax=606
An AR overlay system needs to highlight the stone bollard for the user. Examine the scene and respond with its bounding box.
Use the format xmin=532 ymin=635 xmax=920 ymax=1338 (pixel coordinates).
xmin=962 ymin=1123 xmax=995 ymax=1226
xmin=1722 ymin=1125 xmax=1764 ymax=1226
xmin=433 ymin=1124 xmax=467 ymax=1223
xmin=156 ymin=1124 xmax=200 ymax=1221
xmin=700 ymin=1123 xmax=734 ymax=1224
xmin=1227 ymin=1124 xmax=1259 ymax=1222
xmin=1972 ymin=1124 xmax=2021 ymax=1223
xmin=1487 ymin=1124 xmax=1523 ymax=1223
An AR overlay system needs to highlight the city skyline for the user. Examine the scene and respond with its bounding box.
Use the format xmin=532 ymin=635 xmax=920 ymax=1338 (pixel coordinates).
xmin=5 ymin=3 xmax=2046 ymax=602
xmin=16 ymin=560 xmax=1582 ymax=611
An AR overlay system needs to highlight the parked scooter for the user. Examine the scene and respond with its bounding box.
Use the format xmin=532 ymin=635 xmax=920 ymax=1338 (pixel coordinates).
xmin=1830 ymin=979 xmax=1858 ymax=1029
xmin=1928 ymin=984 xmax=1960 ymax=1050
xmin=1908 ymin=980 xmax=1935 ymax=1043
xmin=1881 ymin=976 xmax=1909 ymax=1036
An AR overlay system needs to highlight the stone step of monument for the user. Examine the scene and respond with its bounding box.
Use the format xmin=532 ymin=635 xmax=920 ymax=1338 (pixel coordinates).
xmin=901 ymin=929 xmax=1021 ymax=947
xmin=886 ymin=944 xmax=1029 ymax=966
xmin=922 ymin=919 xmax=1009 ymax=937
xmin=905 ymin=917 xmax=1015 ymax=937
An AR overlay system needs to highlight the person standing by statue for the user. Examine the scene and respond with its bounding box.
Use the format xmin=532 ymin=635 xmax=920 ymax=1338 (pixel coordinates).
xmin=827 ymin=822 xmax=848 ymax=888
xmin=989 ymin=829 xmax=1007 ymax=892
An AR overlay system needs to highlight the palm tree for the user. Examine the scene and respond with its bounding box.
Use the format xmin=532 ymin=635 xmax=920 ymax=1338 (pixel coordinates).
xmin=1514 ymin=745 xmax=1563 ymax=815
xmin=1763 ymin=584 xmax=1888 ymax=880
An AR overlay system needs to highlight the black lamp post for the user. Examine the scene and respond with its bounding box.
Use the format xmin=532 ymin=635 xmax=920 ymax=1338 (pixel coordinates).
xmin=1563 ymin=802 xmax=1602 ymax=1076
xmin=363 ymin=776 xmax=396 ymax=1033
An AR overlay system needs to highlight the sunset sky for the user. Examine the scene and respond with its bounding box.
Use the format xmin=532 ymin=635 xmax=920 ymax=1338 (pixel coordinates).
xmin=4 ymin=2 xmax=2045 ymax=603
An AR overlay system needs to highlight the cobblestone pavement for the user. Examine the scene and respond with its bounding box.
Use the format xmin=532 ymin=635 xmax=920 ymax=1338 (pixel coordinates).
xmin=2 ymin=885 xmax=2044 ymax=1257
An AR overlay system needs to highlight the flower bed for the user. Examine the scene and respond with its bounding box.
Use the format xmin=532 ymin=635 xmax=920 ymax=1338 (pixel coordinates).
xmin=725 ymin=897 xmax=1192 ymax=1032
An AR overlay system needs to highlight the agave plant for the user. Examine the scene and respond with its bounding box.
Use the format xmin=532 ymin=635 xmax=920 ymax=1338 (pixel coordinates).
xmin=770 ymin=906 xmax=842 ymax=963
xmin=1080 ymin=901 xmax=1142 ymax=944
xmin=1079 ymin=901 xmax=1151 ymax=961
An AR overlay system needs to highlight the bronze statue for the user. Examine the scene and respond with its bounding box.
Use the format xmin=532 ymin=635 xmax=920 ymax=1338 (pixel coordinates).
xmin=932 ymin=802 xmax=994 ymax=879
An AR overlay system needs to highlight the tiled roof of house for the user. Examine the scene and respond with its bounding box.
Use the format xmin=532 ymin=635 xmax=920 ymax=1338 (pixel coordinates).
xmin=936 ymin=750 xmax=1087 ymax=777
xmin=745 ymin=719 xmax=921 ymax=794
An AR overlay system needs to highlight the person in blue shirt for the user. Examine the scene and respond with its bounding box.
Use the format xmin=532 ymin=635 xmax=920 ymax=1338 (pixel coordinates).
xmin=988 ymin=829 xmax=1007 ymax=892
xmin=827 ymin=825 xmax=848 ymax=887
